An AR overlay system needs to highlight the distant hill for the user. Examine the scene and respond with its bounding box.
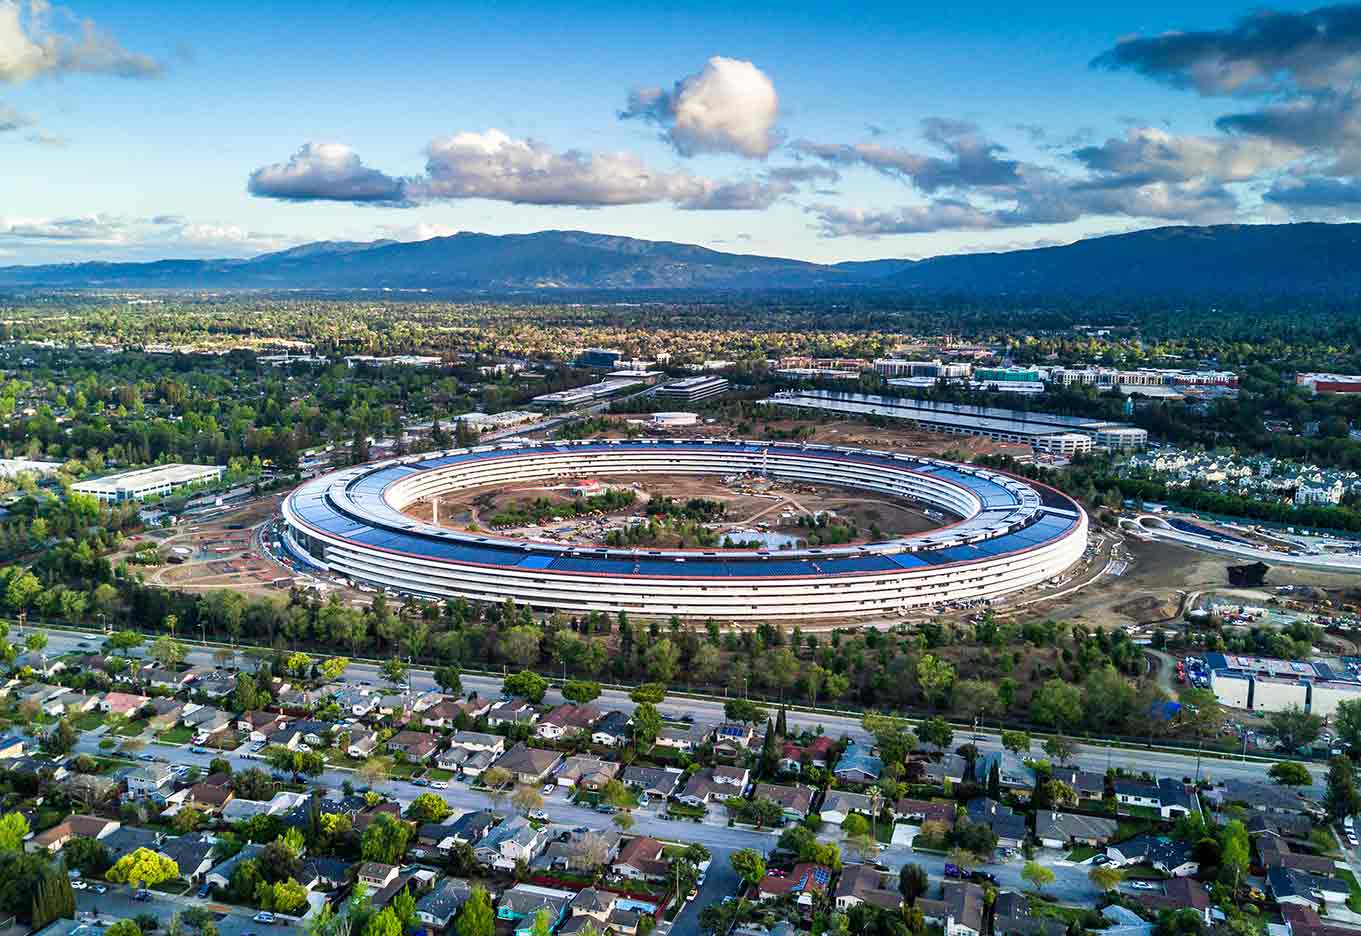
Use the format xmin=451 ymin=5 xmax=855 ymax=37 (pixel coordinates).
xmin=3 ymin=223 xmax=1361 ymax=297
xmin=888 ymin=223 xmax=1361 ymax=298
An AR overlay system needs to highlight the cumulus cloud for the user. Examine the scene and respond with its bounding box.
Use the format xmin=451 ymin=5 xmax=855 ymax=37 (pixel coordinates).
xmin=0 ymin=0 xmax=162 ymax=84
xmin=619 ymin=56 xmax=779 ymax=158
xmin=1073 ymin=126 xmax=1299 ymax=185
xmin=250 ymin=130 xmax=794 ymax=211
xmin=1091 ymin=3 xmax=1361 ymax=96
xmin=808 ymin=200 xmax=1003 ymax=236
xmin=247 ymin=143 xmax=410 ymax=204
xmin=791 ymin=119 xmax=1023 ymax=192
xmin=1265 ymin=175 xmax=1361 ymax=211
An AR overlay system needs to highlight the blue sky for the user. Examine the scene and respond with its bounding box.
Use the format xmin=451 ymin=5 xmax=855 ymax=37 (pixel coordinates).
xmin=2 ymin=0 xmax=1357 ymax=264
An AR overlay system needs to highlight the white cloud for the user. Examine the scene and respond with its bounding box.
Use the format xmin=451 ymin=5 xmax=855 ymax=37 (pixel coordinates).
xmin=620 ymin=56 xmax=780 ymax=158
xmin=247 ymin=143 xmax=409 ymax=204
xmin=0 ymin=0 xmax=162 ymax=84
xmin=0 ymin=213 xmax=294 ymax=256
xmin=250 ymin=130 xmax=792 ymax=211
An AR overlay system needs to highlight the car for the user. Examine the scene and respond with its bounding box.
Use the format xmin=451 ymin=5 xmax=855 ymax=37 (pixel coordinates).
xmin=1090 ymin=855 xmax=1112 ymax=866
xmin=253 ymin=911 xmax=276 ymax=924
xmin=190 ymin=747 xmax=209 ymax=754
xmin=133 ymin=890 xmax=152 ymax=902
xmin=1129 ymin=881 xmax=1157 ymax=891
xmin=93 ymin=885 xmax=107 ymax=895
xmin=138 ymin=753 xmax=156 ymax=762
xmin=595 ymin=804 xmax=614 ymax=814
xmin=687 ymin=889 xmax=699 ymax=901
xmin=411 ymin=778 xmax=429 ymax=787
xmin=430 ymin=780 xmax=448 ymax=790
xmin=943 ymin=863 xmax=963 ymax=879
xmin=197 ymin=884 xmax=212 ymax=898
xmin=71 ymin=880 xmax=87 ymax=890
xmin=528 ymin=809 xmax=549 ymax=821
xmin=542 ymin=783 xmax=555 ymax=795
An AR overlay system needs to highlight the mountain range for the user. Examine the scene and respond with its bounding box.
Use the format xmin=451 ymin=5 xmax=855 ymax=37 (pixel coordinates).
xmin=4 ymin=223 xmax=1361 ymax=298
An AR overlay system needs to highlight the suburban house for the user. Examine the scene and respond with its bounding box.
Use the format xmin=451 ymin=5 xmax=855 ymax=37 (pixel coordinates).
xmin=1281 ymin=904 xmax=1361 ymax=936
xmin=993 ymin=892 xmax=1068 ymax=936
xmin=678 ymin=766 xmax=749 ymax=806
xmin=496 ymin=884 xmax=575 ymax=936
xmin=974 ymin=752 xmax=1037 ymax=798
xmin=99 ymin=691 xmax=150 ymax=716
xmin=622 ymin=765 xmax=683 ymax=800
xmin=757 ymin=863 xmax=832 ymax=906
xmin=753 ymin=783 xmax=814 ymax=823
xmin=127 ymin=763 xmax=177 ymax=799
xmin=416 ymin=877 xmax=474 ymax=933
xmin=206 ymin=844 xmax=263 ymax=889
xmin=590 ymin=711 xmax=632 ymax=747
xmin=894 ymin=798 xmax=957 ymax=829
xmin=656 ymin=723 xmax=705 ymax=754
xmin=0 ymin=735 xmax=27 ymax=759
xmin=158 ymin=835 xmax=218 ymax=883
xmin=447 ymin=731 xmax=505 ymax=756
xmin=712 ymin=722 xmax=757 ymax=758
xmin=146 ymin=698 xmax=187 ymax=730
xmin=918 ymin=882 xmax=986 ymax=936
xmin=357 ymin=862 xmax=401 ymax=892
xmin=1256 ymin=834 xmax=1338 ymax=875
xmin=779 ymin=736 xmax=836 ymax=773
xmin=346 ymin=728 xmax=380 ymax=758
xmin=27 ymin=814 xmax=119 ymax=853
xmin=1206 ymin=779 xmax=1312 ymax=815
xmin=1035 ymin=811 xmax=1119 ymax=849
xmin=820 ymin=790 xmax=874 ymax=826
xmin=237 ymin=710 xmax=290 ymax=742
xmin=1051 ymin=767 xmax=1108 ymax=801
xmin=387 ymin=730 xmax=441 ymax=762
xmin=536 ymin=703 xmax=601 ymax=740
xmin=475 ymin=816 xmax=547 ymax=871
xmin=912 ymin=753 xmax=967 ymax=786
xmin=544 ymin=830 xmax=622 ymax=873
xmin=555 ymin=755 xmax=620 ymax=791
xmin=834 ymin=741 xmax=883 ymax=785
xmin=494 ymin=744 xmax=563 ymax=785
xmin=419 ymin=699 xmax=467 ymax=729
xmin=437 ymin=746 xmax=497 ymax=778
xmin=835 ymin=864 xmax=902 ymax=912
xmin=1268 ymin=867 xmax=1351 ymax=907
xmin=446 ymin=809 xmax=497 ymax=845
xmin=1127 ymin=879 xmax=1214 ymax=924
xmin=1105 ymin=834 xmax=1199 ymax=876
xmin=612 ymin=836 xmax=671 ymax=882
xmin=966 ymin=799 xmax=1027 ymax=849
xmin=1112 ymin=778 xmax=1196 ymax=818
xmin=487 ymin=699 xmax=539 ymax=727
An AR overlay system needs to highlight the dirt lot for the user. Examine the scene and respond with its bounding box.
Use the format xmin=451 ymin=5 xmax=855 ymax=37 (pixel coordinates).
xmin=403 ymin=472 xmax=943 ymax=548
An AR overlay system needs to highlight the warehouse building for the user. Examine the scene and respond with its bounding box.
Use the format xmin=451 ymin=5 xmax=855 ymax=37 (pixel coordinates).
xmin=72 ymin=464 xmax=225 ymax=503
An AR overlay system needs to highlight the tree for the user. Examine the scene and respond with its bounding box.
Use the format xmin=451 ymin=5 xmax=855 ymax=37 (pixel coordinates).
xmin=364 ymin=907 xmax=402 ymax=936
xmin=1088 ymin=865 xmax=1124 ymax=893
xmin=233 ymin=673 xmax=261 ymax=712
xmin=1335 ymin=698 xmax=1361 ymax=753
xmin=842 ymin=814 xmax=871 ymax=839
xmin=512 ymin=785 xmax=545 ymax=817
xmin=498 ymin=625 xmax=542 ymax=667
xmin=528 ymin=908 xmax=554 ymax=936
xmin=380 ymin=657 xmax=409 ymax=688
xmin=632 ymin=702 xmax=662 ymax=750
xmin=724 ymin=698 xmax=768 ymax=724
xmin=482 ymin=766 xmax=513 ymax=810
xmin=174 ymin=805 xmax=205 ymax=834
xmin=434 ymin=666 xmax=463 ymax=695
xmin=561 ymin=680 xmax=601 ymax=705
xmin=1269 ymin=761 xmax=1313 ymax=786
xmin=408 ymin=793 xmax=451 ymax=823
xmin=42 ymin=719 xmax=76 ymax=756
xmin=1042 ymin=736 xmax=1076 ymax=765
xmin=62 ymin=836 xmax=110 ymax=876
xmin=899 ymin=863 xmax=928 ymax=905
xmin=264 ymin=745 xmax=325 ymax=780
xmin=456 ymin=886 xmax=495 ymax=936
xmin=630 ymin=682 xmax=667 ymax=705
xmin=361 ymin=813 xmax=411 ymax=864
xmin=1219 ymin=819 xmax=1250 ymax=891
xmin=917 ymin=654 xmax=956 ymax=708
xmin=644 ymin=638 xmax=680 ymax=682
xmin=1264 ymin=705 xmax=1325 ymax=754
xmin=1327 ymin=756 xmax=1361 ymax=820
xmin=1021 ymin=861 xmax=1055 ymax=894
xmin=1000 ymin=731 xmax=1030 ymax=756
xmin=0 ymin=813 xmax=28 ymax=852
xmin=108 ymin=848 xmax=180 ymax=887
xmin=1031 ymin=680 xmax=1082 ymax=732
xmin=502 ymin=670 xmax=548 ymax=703
xmin=319 ymin=657 xmax=350 ymax=682
xmin=953 ymin=679 xmax=1001 ymax=722
xmin=357 ymin=757 xmax=390 ymax=788
xmin=918 ymin=716 xmax=954 ymax=753
xmin=863 ymin=713 xmax=916 ymax=766
xmin=730 ymin=848 xmax=766 ymax=886
xmin=945 ymin=847 xmax=978 ymax=875
xmin=107 ymin=630 xmax=144 ymax=656
xmin=149 ymin=635 xmax=187 ymax=667
xmin=105 ymin=923 xmax=142 ymax=936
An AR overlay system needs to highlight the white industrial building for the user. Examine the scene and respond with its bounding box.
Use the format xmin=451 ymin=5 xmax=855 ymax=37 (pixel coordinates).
xmin=1209 ymin=671 xmax=1251 ymax=710
xmin=531 ymin=379 xmax=641 ymax=408
xmin=656 ymin=376 xmax=729 ymax=405
xmin=649 ymin=412 xmax=698 ymax=428
xmin=1308 ymin=681 xmax=1361 ymax=718
xmin=1094 ymin=427 xmax=1150 ymax=451
xmin=72 ymin=464 xmax=225 ymax=503
xmin=0 ymin=458 xmax=62 ymax=479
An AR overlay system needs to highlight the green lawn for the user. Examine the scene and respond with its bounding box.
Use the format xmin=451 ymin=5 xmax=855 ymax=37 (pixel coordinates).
xmin=113 ymin=718 xmax=149 ymax=737
xmin=667 ymin=803 xmax=706 ymax=819
xmin=1122 ymin=865 xmax=1169 ymax=881
xmin=156 ymin=725 xmax=194 ymax=744
xmin=1029 ymin=899 xmax=1110 ymax=931
xmin=1336 ymin=867 xmax=1361 ymax=913
xmin=73 ymin=711 xmax=106 ymax=731
xmin=1118 ymin=804 xmax=1162 ymax=819
xmin=390 ymin=761 xmax=420 ymax=779
xmin=1065 ymin=845 xmax=1101 ymax=862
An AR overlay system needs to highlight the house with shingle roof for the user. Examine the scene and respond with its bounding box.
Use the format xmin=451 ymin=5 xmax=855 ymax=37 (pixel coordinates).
xmin=1035 ymin=811 xmax=1119 ymax=849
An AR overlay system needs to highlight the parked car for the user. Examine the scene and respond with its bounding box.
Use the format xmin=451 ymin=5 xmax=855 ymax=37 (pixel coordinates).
xmin=92 ymin=885 xmax=107 ymax=895
xmin=944 ymin=863 xmax=963 ymax=879
xmin=430 ymin=780 xmax=448 ymax=790
xmin=133 ymin=890 xmax=152 ymax=902
xmin=1129 ymin=881 xmax=1157 ymax=891
xmin=71 ymin=880 xmax=87 ymax=890
xmin=528 ymin=809 xmax=550 ymax=822
xmin=542 ymin=783 xmax=555 ymax=795
xmin=253 ymin=911 xmax=276 ymax=924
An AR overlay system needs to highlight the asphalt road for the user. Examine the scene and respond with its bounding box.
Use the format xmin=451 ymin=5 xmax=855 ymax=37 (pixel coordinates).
xmin=75 ymin=886 xmax=303 ymax=936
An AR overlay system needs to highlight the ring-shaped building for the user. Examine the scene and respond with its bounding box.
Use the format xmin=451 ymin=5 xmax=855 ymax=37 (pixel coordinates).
xmin=281 ymin=438 xmax=1087 ymax=620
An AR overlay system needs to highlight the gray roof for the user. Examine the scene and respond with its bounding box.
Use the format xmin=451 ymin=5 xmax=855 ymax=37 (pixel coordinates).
xmin=1034 ymin=811 xmax=1119 ymax=843
xmin=417 ymin=877 xmax=473 ymax=921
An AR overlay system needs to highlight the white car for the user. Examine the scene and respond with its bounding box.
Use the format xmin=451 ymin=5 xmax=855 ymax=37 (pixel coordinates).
xmin=70 ymin=880 xmax=87 ymax=890
xmin=253 ymin=911 xmax=276 ymax=924
xmin=542 ymin=783 xmax=555 ymax=796
xmin=430 ymin=780 xmax=448 ymax=790
xmin=1129 ymin=881 xmax=1157 ymax=891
